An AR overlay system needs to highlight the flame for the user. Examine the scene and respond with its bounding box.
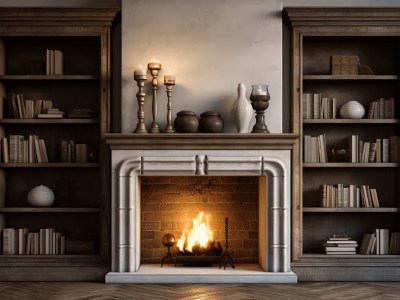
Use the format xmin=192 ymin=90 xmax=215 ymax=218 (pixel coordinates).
xmin=177 ymin=211 xmax=213 ymax=253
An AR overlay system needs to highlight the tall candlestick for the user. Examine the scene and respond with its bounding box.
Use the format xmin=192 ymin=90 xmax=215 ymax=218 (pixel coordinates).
xmin=133 ymin=70 xmax=147 ymax=133
xmin=164 ymin=75 xmax=175 ymax=133
xmin=148 ymin=61 xmax=162 ymax=133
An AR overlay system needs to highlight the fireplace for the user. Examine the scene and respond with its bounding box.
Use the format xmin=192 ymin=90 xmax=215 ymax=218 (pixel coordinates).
xmin=142 ymin=176 xmax=259 ymax=267
xmin=104 ymin=134 xmax=298 ymax=283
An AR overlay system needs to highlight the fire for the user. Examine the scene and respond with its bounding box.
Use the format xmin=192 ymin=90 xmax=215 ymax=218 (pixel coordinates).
xmin=177 ymin=211 xmax=213 ymax=253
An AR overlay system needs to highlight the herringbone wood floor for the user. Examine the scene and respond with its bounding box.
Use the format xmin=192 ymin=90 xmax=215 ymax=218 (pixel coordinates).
xmin=0 ymin=282 xmax=399 ymax=300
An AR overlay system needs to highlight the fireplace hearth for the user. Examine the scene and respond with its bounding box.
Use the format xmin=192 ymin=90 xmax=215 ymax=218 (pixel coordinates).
xmin=104 ymin=134 xmax=298 ymax=283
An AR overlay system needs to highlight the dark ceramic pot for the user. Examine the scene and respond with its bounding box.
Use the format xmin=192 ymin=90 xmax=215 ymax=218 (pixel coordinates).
xmin=174 ymin=110 xmax=199 ymax=133
xmin=199 ymin=111 xmax=224 ymax=133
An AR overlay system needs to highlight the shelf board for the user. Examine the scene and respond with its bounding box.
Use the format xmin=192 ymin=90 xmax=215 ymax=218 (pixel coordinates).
xmin=303 ymin=75 xmax=399 ymax=81
xmin=0 ymin=254 xmax=102 ymax=259
xmin=303 ymin=162 xmax=399 ymax=168
xmin=0 ymin=119 xmax=99 ymax=124
xmin=301 ymin=253 xmax=400 ymax=258
xmin=303 ymin=207 xmax=400 ymax=213
xmin=0 ymin=207 xmax=100 ymax=213
xmin=0 ymin=163 xmax=99 ymax=168
xmin=303 ymin=119 xmax=400 ymax=124
xmin=0 ymin=75 xmax=99 ymax=81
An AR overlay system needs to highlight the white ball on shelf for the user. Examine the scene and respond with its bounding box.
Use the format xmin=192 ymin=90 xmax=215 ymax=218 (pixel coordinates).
xmin=339 ymin=100 xmax=365 ymax=119
xmin=27 ymin=185 xmax=55 ymax=207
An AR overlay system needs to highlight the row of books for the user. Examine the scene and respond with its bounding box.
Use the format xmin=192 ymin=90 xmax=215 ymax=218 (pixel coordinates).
xmin=367 ymin=97 xmax=395 ymax=119
xmin=0 ymin=136 xmax=92 ymax=164
xmin=302 ymin=93 xmax=337 ymax=119
xmin=349 ymin=135 xmax=400 ymax=163
xmin=303 ymin=93 xmax=397 ymax=120
xmin=359 ymin=229 xmax=400 ymax=255
xmin=320 ymin=184 xmax=379 ymax=208
xmin=323 ymin=235 xmax=358 ymax=255
xmin=11 ymin=94 xmax=54 ymax=119
xmin=303 ymin=134 xmax=327 ymax=163
xmin=46 ymin=49 xmax=63 ymax=76
xmin=304 ymin=134 xmax=400 ymax=163
xmin=2 ymin=135 xmax=48 ymax=163
xmin=60 ymin=140 xmax=89 ymax=163
xmin=2 ymin=228 xmax=65 ymax=255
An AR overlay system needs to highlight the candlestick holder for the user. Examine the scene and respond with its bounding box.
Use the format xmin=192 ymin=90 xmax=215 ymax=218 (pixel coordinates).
xmin=164 ymin=78 xmax=175 ymax=133
xmin=250 ymin=84 xmax=270 ymax=133
xmin=148 ymin=61 xmax=162 ymax=133
xmin=133 ymin=73 xmax=147 ymax=133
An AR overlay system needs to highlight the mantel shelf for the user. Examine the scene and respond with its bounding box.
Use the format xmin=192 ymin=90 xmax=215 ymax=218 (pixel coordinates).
xmin=303 ymin=207 xmax=400 ymax=213
xmin=103 ymin=133 xmax=300 ymax=150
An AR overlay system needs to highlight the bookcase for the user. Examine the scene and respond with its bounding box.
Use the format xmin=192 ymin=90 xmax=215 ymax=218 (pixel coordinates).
xmin=0 ymin=8 xmax=118 ymax=281
xmin=284 ymin=7 xmax=400 ymax=281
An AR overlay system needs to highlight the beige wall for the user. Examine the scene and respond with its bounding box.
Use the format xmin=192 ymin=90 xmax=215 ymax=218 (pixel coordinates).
xmin=122 ymin=0 xmax=283 ymax=133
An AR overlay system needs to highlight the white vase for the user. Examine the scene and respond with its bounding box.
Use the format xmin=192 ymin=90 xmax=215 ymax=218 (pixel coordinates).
xmin=340 ymin=100 xmax=365 ymax=119
xmin=232 ymin=83 xmax=253 ymax=133
xmin=27 ymin=185 xmax=55 ymax=207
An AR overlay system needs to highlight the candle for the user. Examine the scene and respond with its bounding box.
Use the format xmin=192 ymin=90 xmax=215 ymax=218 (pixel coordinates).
xmin=148 ymin=59 xmax=161 ymax=70
xmin=134 ymin=67 xmax=147 ymax=79
xmin=164 ymin=74 xmax=175 ymax=85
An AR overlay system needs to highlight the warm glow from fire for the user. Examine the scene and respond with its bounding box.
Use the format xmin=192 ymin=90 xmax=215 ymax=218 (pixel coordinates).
xmin=177 ymin=211 xmax=213 ymax=253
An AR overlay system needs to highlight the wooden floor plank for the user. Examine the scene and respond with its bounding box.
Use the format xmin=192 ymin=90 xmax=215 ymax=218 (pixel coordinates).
xmin=0 ymin=282 xmax=400 ymax=300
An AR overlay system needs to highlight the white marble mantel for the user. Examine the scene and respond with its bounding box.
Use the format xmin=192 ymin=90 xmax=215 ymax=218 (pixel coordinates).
xmin=104 ymin=134 xmax=298 ymax=283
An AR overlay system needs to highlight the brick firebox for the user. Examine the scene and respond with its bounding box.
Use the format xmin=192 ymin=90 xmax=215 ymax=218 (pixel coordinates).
xmin=141 ymin=176 xmax=259 ymax=264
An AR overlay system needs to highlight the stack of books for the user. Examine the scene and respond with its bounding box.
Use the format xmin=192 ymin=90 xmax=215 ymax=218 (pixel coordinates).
xmin=38 ymin=108 xmax=65 ymax=119
xmin=67 ymin=108 xmax=95 ymax=119
xmin=323 ymin=235 xmax=358 ymax=255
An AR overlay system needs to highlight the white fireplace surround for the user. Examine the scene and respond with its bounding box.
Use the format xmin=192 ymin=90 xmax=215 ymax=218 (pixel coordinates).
xmin=106 ymin=149 xmax=297 ymax=283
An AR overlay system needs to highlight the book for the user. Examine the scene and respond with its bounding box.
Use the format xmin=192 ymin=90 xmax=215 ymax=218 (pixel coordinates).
xmin=37 ymin=113 xmax=63 ymax=119
xmin=378 ymin=228 xmax=390 ymax=255
xmin=75 ymin=144 xmax=88 ymax=163
xmin=34 ymin=138 xmax=42 ymax=163
xmin=325 ymin=246 xmax=357 ymax=251
xmin=313 ymin=93 xmax=321 ymax=119
xmin=325 ymin=251 xmax=356 ymax=255
xmin=359 ymin=233 xmax=373 ymax=254
xmin=368 ymin=142 xmax=377 ymax=162
xmin=390 ymin=135 xmax=400 ymax=162
xmin=39 ymin=139 xmax=48 ymax=163
xmin=382 ymin=138 xmax=390 ymax=163
xmin=302 ymin=93 xmax=313 ymax=119
xmin=2 ymin=138 xmax=9 ymax=163
xmin=389 ymin=232 xmax=400 ymax=255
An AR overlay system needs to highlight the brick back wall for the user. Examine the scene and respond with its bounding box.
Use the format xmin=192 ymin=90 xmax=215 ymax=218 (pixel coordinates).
xmin=141 ymin=176 xmax=259 ymax=264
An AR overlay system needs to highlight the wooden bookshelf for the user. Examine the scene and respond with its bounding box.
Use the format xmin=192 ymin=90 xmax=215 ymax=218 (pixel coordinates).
xmin=0 ymin=7 xmax=118 ymax=281
xmin=284 ymin=7 xmax=400 ymax=281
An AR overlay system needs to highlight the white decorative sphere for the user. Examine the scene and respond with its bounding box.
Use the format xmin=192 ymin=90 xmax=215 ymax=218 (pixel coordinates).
xmin=340 ymin=100 xmax=365 ymax=119
xmin=27 ymin=185 xmax=55 ymax=207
